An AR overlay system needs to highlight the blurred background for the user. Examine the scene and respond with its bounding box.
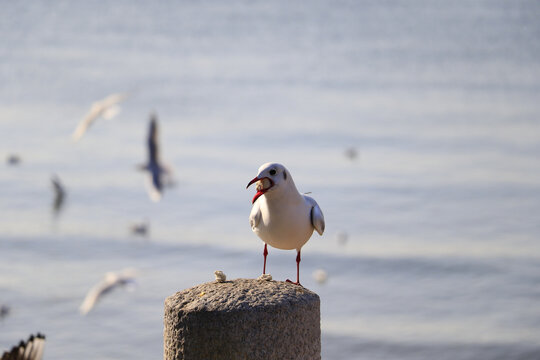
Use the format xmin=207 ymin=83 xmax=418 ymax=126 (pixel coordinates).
xmin=1 ymin=0 xmax=540 ymax=359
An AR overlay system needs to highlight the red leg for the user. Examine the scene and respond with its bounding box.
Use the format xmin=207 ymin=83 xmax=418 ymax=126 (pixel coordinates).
xmin=286 ymin=250 xmax=302 ymax=286
xmin=262 ymin=243 xmax=268 ymax=274
xmin=296 ymin=250 xmax=301 ymax=284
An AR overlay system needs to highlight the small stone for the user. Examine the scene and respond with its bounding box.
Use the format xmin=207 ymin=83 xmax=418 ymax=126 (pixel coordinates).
xmin=214 ymin=270 xmax=226 ymax=283
xmin=257 ymin=273 xmax=272 ymax=281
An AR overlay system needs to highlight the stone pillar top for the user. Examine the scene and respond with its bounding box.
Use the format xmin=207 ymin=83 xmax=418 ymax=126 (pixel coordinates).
xmin=164 ymin=278 xmax=321 ymax=360
xmin=165 ymin=278 xmax=319 ymax=313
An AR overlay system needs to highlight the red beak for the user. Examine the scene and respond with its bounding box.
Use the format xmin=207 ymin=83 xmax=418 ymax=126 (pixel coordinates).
xmin=246 ymin=176 xmax=259 ymax=189
xmin=246 ymin=176 xmax=274 ymax=204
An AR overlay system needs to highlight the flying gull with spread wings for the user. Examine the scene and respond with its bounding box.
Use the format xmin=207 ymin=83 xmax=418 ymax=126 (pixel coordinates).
xmin=138 ymin=114 xmax=173 ymax=202
xmin=79 ymin=268 xmax=136 ymax=315
xmin=72 ymin=93 xmax=128 ymax=142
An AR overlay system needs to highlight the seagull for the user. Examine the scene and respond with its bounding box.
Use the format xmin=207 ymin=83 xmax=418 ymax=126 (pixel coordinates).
xmin=71 ymin=93 xmax=128 ymax=142
xmin=344 ymin=147 xmax=358 ymax=160
xmin=0 ymin=304 xmax=9 ymax=320
xmin=1 ymin=333 xmax=46 ymax=360
xmin=6 ymin=154 xmax=21 ymax=166
xmin=138 ymin=114 xmax=172 ymax=202
xmin=129 ymin=219 xmax=149 ymax=237
xmin=335 ymin=231 xmax=348 ymax=246
xmin=79 ymin=268 xmax=136 ymax=315
xmin=51 ymin=174 xmax=66 ymax=216
xmin=247 ymin=162 xmax=325 ymax=285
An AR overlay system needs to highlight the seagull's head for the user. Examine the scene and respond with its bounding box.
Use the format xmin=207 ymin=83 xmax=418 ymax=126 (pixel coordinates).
xmin=246 ymin=162 xmax=291 ymax=203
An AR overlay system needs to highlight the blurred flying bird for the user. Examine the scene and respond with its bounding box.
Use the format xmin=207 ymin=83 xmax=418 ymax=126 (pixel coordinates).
xmin=72 ymin=93 xmax=128 ymax=142
xmin=129 ymin=219 xmax=149 ymax=237
xmin=138 ymin=114 xmax=173 ymax=202
xmin=79 ymin=268 xmax=136 ymax=315
xmin=344 ymin=147 xmax=358 ymax=160
xmin=51 ymin=174 xmax=66 ymax=216
xmin=335 ymin=231 xmax=348 ymax=246
xmin=247 ymin=162 xmax=325 ymax=285
xmin=1 ymin=333 xmax=46 ymax=360
xmin=6 ymin=154 xmax=21 ymax=166
xmin=0 ymin=304 xmax=9 ymax=320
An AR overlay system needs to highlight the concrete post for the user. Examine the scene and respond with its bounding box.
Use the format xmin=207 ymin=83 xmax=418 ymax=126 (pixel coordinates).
xmin=164 ymin=278 xmax=321 ymax=360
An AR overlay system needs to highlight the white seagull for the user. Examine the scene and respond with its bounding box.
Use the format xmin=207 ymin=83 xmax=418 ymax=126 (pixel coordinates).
xmin=79 ymin=268 xmax=136 ymax=315
xmin=72 ymin=93 xmax=128 ymax=142
xmin=129 ymin=219 xmax=149 ymax=237
xmin=247 ymin=162 xmax=325 ymax=285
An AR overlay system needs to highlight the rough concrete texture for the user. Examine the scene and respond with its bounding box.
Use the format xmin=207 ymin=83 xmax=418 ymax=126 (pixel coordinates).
xmin=164 ymin=278 xmax=321 ymax=360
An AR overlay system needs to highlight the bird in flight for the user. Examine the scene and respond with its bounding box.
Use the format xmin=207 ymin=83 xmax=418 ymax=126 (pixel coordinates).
xmin=51 ymin=174 xmax=66 ymax=216
xmin=79 ymin=268 xmax=136 ymax=315
xmin=138 ymin=114 xmax=173 ymax=202
xmin=72 ymin=92 xmax=128 ymax=142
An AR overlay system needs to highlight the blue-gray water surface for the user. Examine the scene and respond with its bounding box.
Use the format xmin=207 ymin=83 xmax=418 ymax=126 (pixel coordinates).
xmin=1 ymin=1 xmax=540 ymax=359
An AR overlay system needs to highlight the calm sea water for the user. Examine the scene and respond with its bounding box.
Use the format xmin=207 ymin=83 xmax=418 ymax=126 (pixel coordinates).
xmin=2 ymin=1 xmax=540 ymax=359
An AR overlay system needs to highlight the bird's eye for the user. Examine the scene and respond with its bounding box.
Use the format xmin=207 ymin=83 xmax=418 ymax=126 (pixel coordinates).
xmin=269 ymin=169 xmax=276 ymax=176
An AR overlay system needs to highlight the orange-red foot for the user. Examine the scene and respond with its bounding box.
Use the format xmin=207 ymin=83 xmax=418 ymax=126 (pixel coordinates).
xmin=286 ymin=279 xmax=303 ymax=286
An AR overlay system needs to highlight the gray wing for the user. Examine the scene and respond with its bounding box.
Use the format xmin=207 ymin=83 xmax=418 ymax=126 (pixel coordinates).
xmin=304 ymin=195 xmax=325 ymax=235
xmin=249 ymin=201 xmax=262 ymax=231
